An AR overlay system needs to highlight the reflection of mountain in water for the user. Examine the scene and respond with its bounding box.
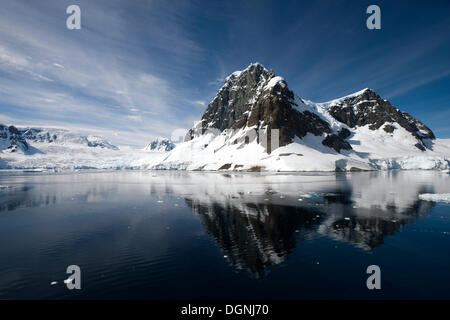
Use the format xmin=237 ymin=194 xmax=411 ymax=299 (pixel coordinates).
xmin=320 ymin=192 xmax=434 ymax=249
xmin=186 ymin=199 xmax=323 ymax=277
xmin=183 ymin=172 xmax=441 ymax=276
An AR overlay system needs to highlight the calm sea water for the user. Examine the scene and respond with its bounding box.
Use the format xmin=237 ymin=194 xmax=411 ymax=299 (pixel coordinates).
xmin=0 ymin=170 xmax=449 ymax=299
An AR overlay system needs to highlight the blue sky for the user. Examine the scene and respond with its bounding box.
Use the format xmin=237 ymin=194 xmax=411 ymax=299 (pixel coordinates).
xmin=0 ymin=0 xmax=449 ymax=146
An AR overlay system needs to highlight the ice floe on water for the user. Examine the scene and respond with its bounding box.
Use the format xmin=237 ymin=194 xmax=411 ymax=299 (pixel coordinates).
xmin=0 ymin=185 xmax=15 ymax=189
xmin=418 ymin=193 xmax=450 ymax=203
xmin=299 ymin=193 xmax=319 ymax=198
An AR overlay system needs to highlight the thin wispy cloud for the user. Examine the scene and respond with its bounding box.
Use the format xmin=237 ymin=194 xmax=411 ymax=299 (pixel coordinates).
xmin=190 ymin=100 xmax=207 ymax=108
xmin=0 ymin=0 xmax=208 ymax=147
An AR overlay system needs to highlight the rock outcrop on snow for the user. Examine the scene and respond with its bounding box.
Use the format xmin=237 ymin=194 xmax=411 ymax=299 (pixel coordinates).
xmin=0 ymin=124 xmax=29 ymax=153
xmin=144 ymin=137 xmax=175 ymax=152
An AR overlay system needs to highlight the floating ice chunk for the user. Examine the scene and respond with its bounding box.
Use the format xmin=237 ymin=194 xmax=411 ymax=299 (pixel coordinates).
xmin=299 ymin=193 xmax=319 ymax=199
xmin=418 ymin=193 xmax=450 ymax=203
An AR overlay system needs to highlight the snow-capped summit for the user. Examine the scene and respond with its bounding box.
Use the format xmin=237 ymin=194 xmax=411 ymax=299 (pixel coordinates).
xmin=144 ymin=137 xmax=175 ymax=152
xmin=186 ymin=62 xmax=349 ymax=153
xmin=313 ymin=88 xmax=435 ymax=151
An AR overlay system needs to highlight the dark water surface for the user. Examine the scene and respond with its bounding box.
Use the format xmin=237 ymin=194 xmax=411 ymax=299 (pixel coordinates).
xmin=0 ymin=170 xmax=449 ymax=299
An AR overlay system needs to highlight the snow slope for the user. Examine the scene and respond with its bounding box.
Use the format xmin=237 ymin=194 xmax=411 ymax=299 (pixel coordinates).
xmin=0 ymin=125 xmax=165 ymax=170
xmin=1 ymin=126 xmax=449 ymax=172
xmin=0 ymin=142 xmax=165 ymax=171
xmin=147 ymin=129 xmax=450 ymax=172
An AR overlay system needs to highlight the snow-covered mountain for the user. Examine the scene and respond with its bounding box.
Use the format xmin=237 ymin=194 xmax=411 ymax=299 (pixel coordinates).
xmin=143 ymin=137 xmax=175 ymax=152
xmin=0 ymin=124 xmax=30 ymax=153
xmin=0 ymin=125 xmax=118 ymax=153
xmin=151 ymin=63 xmax=450 ymax=171
xmin=0 ymin=125 xmax=140 ymax=170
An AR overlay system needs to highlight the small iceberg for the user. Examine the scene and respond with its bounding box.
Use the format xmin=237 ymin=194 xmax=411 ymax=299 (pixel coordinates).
xmin=299 ymin=193 xmax=319 ymax=199
xmin=22 ymin=168 xmax=46 ymax=173
xmin=418 ymin=193 xmax=450 ymax=203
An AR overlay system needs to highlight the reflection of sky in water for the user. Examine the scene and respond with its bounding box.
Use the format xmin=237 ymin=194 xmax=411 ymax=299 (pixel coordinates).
xmin=0 ymin=171 xmax=449 ymax=299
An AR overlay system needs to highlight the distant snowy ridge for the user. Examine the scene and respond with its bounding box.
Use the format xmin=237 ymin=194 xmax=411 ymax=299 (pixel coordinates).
xmin=0 ymin=124 xmax=132 ymax=170
xmin=0 ymin=124 xmax=118 ymax=153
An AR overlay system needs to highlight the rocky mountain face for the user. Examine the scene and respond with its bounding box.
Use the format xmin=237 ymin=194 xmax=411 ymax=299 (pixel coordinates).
xmin=188 ymin=63 xmax=351 ymax=153
xmin=0 ymin=124 xmax=118 ymax=153
xmin=187 ymin=63 xmax=435 ymax=154
xmin=144 ymin=137 xmax=175 ymax=152
xmin=0 ymin=124 xmax=29 ymax=152
xmin=325 ymin=88 xmax=435 ymax=151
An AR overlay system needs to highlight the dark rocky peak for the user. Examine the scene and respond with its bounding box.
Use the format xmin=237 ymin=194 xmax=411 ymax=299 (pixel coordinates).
xmin=0 ymin=124 xmax=29 ymax=152
xmin=189 ymin=64 xmax=352 ymax=153
xmin=327 ymin=88 xmax=435 ymax=150
xmin=200 ymin=63 xmax=275 ymax=132
xmin=144 ymin=137 xmax=175 ymax=152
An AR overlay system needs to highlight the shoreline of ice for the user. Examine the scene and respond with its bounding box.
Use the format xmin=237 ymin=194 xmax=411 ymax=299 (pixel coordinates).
xmin=418 ymin=193 xmax=450 ymax=203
